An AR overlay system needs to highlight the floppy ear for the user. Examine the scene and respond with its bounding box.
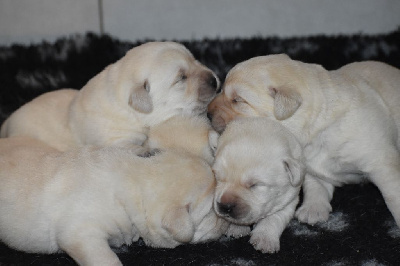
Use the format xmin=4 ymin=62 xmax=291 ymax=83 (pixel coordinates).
xmin=269 ymin=86 xmax=302 ymax=120
xmin=129 ymin=80 xmax=153 ymax=113
xmin=283 ymin=158 xmax=305 ymax=187
xmin=208 ymin=130 xmax=219 ymax=155
xmin=162 ymin=206 xmax=195 ymax=243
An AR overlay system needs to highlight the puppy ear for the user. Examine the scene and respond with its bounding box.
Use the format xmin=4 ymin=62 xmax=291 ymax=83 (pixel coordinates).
xmin=283 ymin=158 xmax=305 ymax=187
xmin=269 ymin=86 xmax=302 ymax=120
xmin=162 ymin=205 xmax=195 ymax=243
xmin=129 ymin=80 xmax=153 ymax=113
xmin=208 ymin=130 xmax=219 ymax=154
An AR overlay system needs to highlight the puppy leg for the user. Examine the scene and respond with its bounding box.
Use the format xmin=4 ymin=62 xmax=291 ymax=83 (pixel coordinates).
xmin=59 ymin=233 xmax=122 ymax=266
xmin=249 ymin=198 xmax=298 ymax=253
xmin=295 ymin=174 xmax=334 ymax=225
xmin=365 ymin=148 xmax=400 ymax=227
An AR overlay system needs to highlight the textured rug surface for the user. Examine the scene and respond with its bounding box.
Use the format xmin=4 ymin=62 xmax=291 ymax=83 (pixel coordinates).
xmin=0 ymin=30 xmax=400 ymax=265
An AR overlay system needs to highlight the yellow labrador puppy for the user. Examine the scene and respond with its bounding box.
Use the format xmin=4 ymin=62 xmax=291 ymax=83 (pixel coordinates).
xmin=0 ymin=137 xmax=228 ymax=266
xmin=207 ymin=54 xmax=400 ymax=229
xmin=213 ymin=117 xmax=305 ymax=253
xmin=145 ymin=114 xmax=219 ymax=164
xmin=1 ymin=42 xmax=219 ymax=151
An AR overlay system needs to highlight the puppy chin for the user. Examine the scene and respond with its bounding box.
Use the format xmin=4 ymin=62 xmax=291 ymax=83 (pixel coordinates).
xmin=210 ymin=116 xmax=227 ymax=133
xmin=214 ymin=199 xmax=256 ymax=225
xmin=216 ymin=211 xmax=257 ymax=226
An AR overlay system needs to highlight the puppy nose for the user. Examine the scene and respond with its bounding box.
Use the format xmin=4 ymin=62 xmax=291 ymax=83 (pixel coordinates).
xmin=217 ymin=202 xmax=236 ymax=216
xmin=208 ymin=75 xmax=218 ymax=90
xmin=207 ymin=112 xmax=213 ymax=121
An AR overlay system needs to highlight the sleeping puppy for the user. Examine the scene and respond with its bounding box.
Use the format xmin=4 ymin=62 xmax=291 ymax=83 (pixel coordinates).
xmin=1 ymin=42 xmax=219 ymax=151
xmin=0 ymin=137 xmax=229 ymax=266
xmin=208 ymin=54 xmax=400 ymax=228
xmin=145 ymin=114 xmax=219 ymax=164
xmin=213 ymin=117 xmax=305 ymax=253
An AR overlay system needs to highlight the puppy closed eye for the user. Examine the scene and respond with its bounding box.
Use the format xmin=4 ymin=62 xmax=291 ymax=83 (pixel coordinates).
xmin=246 ymin=182 xmax=263 ymax=190
xmin=232 ymin=95 xmax=244 ymax=104
xmin=175 ymin=70 xmax=188 ymax=84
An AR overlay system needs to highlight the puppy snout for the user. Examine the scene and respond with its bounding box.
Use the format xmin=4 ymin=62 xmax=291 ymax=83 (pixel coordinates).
xmin=217 ymin=202 xmax=236 ymax=215
xmin=207 ymin=112 xmax=213 ymax=121
xmin=198 ymin=72 xmax=219 ymax=102
xmin=208 ymin=75 xmax=218 ymax=90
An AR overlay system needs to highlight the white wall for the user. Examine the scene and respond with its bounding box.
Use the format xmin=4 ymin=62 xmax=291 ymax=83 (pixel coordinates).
xmin=0 ymin=0 xmax=100 ymax=45
xmin=103 ymin=0 xmax=400 ymax=41
xmin=1 ymin=0 xmax=399 ymax=46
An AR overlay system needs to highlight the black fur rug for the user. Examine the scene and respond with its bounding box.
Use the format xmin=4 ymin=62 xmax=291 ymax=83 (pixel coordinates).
xmin=1 ymin=30 xmax=400 ymax=265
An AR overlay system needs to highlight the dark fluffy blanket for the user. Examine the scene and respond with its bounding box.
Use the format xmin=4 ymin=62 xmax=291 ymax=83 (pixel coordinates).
xmin=1 ymin=30 xmax=400 ymax=265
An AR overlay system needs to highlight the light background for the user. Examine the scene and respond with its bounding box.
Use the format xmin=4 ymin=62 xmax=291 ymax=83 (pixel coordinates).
xmin=0 ymin=0 xmax=399 ymax=46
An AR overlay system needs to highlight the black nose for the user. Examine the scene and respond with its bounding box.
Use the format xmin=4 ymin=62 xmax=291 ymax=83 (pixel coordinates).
xmin=217 ymin=202 xmax=236 ymax=215
xmin=207 ymin=112 xmax=213 ymax=121
xmin=208 ymin=75 xmax=218 ymax=90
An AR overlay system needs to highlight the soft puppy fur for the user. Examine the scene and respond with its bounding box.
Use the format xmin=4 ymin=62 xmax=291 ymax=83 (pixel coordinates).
xmin=213 ymin=117 xmax=305 ymax=253
xmin=1 ymin=42 xmax=219 ymax=151
xmin=145 ymin=114 xmax=219 ymax=164
xmin=0 ymin=137 xmax=228 ymax=266
xmin=208 ymin=54 xmax=400 ymax=228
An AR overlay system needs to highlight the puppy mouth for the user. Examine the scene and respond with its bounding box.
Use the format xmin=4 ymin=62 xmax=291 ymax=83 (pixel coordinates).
xmin=215 ymin=212 xmax=254 ymax=226
xmin=210 ymin=116 xmax=226 ymax=133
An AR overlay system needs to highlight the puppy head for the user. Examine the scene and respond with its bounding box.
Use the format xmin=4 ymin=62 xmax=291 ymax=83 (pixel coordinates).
xmin=208 ymin=54 xmax=323 ymax=133
xmin=145 ymin=115 xmax=219 ymax=164
xmin=212 ymin=117 xmax=305 ymax=225
xmin=113 ymin=42 xmax=220 ymax=126
xmin=141 ymin=151 xmax=227 ymax=248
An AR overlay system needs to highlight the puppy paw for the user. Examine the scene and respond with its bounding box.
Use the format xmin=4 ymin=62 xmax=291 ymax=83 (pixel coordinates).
xmin=295 ymin=201 xmax=332 ymax=225
xmin=225 ymin=224 xmax=251 ymax=238
xmin=249 ymin=232 xmax=280 ymax=253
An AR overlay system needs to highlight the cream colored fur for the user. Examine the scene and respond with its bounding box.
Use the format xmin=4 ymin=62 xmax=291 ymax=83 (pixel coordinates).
xmin=213 ymin=118 xmax=304 ymax=253
xmin=0 ymin=137 xmax=229 ymax=266
xmin=208 ymin=54 xmax=400 ymax=229
xmin=145 ymin=114 xmax=219 ymax=164
xmin=1 ymin=42 xmax=219 ymax=151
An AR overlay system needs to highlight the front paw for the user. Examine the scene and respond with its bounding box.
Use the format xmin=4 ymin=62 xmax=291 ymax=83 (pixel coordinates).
xmin=295 ymin=201 xmax=332 ymax=225
xmin=249 ymin=231 xmax=280 ymax=253
xmin=225 ymin=224 xmax=251 ymax=238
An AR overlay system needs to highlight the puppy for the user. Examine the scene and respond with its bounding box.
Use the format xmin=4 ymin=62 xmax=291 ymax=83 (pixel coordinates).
xmin=0 ymin=137 xmax=229 ymax=266
xmin=1 ymin=42 xmax=219 ymax=151
xmin=213 ymin=117 xmax=305 ymax=253
xmin=208 ymin=54 xmax=400 ymax=228
xmin=145 ymin=114 xmax=219 ymax=164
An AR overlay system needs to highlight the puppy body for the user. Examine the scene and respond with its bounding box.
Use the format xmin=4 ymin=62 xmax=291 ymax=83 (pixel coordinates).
xmin=1 ymin=42 xmax=219 ymax=150
xmin=0 ymin=89 xmax=77 ymax=151
xmin=145 ymin=114 xmax=219 ymax=164
xmin=208 ymin=55 xmax=400 ymax=228
xmin=213 ymin=118 xmax=305 ymax=253
xmin=0 ymin=137 xmax=227 ymax=266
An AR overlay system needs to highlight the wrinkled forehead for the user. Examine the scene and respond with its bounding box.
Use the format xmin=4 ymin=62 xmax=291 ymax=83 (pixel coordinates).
xmin=125 ymin=42 xmax=194 ymax=65
xmin=224 ymin=56 xmax=297 ymax=90
xmin=223 ymin=65 xmax=271 ymax=98
xmin=157 ymin=48 xmax=196 ymax=69
xmin=217 ymin=123 xmax=295 ymax=162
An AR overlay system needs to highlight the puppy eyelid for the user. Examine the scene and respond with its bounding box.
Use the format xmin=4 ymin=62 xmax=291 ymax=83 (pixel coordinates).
xmin=175 ymin=70 xmax=187 ymax=84
xmin=248 ymin=183 xmax=258 ymax=189
xmin=144 ymin=80 xmax=150 ymax=92
xmin=232 ymin=95 xmax=244 ymax=103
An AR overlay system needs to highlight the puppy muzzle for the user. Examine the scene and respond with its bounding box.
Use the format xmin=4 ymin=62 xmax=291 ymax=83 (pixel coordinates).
xmin=198 ymin=72 xmax=219 ymax=102
xmin=215 ymin=199 xmax=250 ymax=222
